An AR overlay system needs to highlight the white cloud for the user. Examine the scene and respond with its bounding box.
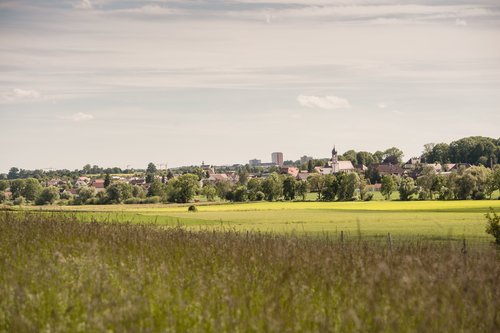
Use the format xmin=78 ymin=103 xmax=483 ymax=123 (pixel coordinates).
xmin=297 ymin=94 xmax=351 ymax=110
xmin=378 ymin=103 xmax=387 ymax=109
xmin=68 ymin=112 xmax=94 ymax=122
xmin=1 ymin=88 xmax=42 ymax=102
xmin=74 ymin=0 xmax=93 ymax=10
xmin=455 ymin=18 xmax=467 ymax=26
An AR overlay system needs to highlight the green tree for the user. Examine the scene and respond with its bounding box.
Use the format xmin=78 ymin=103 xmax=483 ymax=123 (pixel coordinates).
xmin=104 ymin=173 xmax=111 ymax=188
xmin=147 ymin=180 xmax=166 ymax=198
xmin=247 ymin=178 xmax=262 ymax=201
xmin=166 ymin=174 xmax=200 ymax=203
xmin=0 ymin=180 xmax=10 ymax=191
xmin=232 ymin=185 xmax=248 ymax=202
xmin=146 ymin=162 xmax=157 ymax=174
xmin=399 ymin=177 xmax=416 ymax=201
xmin=308 ymin=174 xmax=326 ymax=200
xmin=282 ymin=176 xmax=297 ymax=200
xmin=106 ymin=183 xmax=133 ymax=203
xmin=7 ymin=167 xmax=19 ymax=180
xmin=416 ymin=165 xmax=437 ymax=199
xmin=9 ymin=179 xmax=25 ymax=199
xmin=381 ymin=175 xmax=396 ymax=200
xmin=356 ymin=151 xmax=375 ymax=166
xmin=262 ymin=173 xmax=283 ymax=201
xmin=23 ymin=178 xmax=42 ymax=201
xmin=78 ymin=186 xmax=96 ymax=203
xmin=342 ymin=150 xmax=358 ymax=165
xmin=215 ymin=180 xmax=232 ymax=201
xmin=321 ymin=174 xmax=338 ymax=201
xmin=295 ymin=180 xmax=308 ymax=201
xmin=307 ymin=160 xmax=314 ymax=173
xmin=202 ymin=184 xmax=217 ymax=201
xmin=132 ymin=185 xmax=146 ymax=198
xmin=383 ymin=147 xmax=404 ymax=164
xmin=36 ymin=186 xmax=60 ymax=205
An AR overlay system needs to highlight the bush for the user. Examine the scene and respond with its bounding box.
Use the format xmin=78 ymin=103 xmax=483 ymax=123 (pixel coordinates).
xmin=255 ymin=191 xmax=265 ymax=201
xmin=144 ymin=196 xmax=161 ymax=204
xmin=35 ymin=187 xmax=60 ymax=205
xmin=124 ymin=198 xmax=142 ymax=205
xmin=0 ymin=192 xmax=5 ymax=203
xmin=485 ymin=209 xmax=500 ymax=245
xmin=188 ymin=205 xmax=198 ymax=212
xmin=364 ymin=193 xmax=374 ymax=201
xmin=473 ymin=192 xmax=486 ymax=200
xmin=13 ymin=196 xmax=25 ymax=206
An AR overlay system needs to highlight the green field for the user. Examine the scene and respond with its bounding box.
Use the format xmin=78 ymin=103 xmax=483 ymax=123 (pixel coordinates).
xmin=1 ymin=211 xmax=498 ymax=332
xmin=28 ymin=200 xmax=500 ymax=241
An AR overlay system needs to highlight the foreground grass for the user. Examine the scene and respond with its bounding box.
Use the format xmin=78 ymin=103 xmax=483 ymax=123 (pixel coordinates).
xmin=27 ymin=200 xmax=500 ymax=240
xmin=0 ymin=212 xmax=498 ymax=332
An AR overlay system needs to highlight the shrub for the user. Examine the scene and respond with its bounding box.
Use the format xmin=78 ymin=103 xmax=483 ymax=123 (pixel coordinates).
xmin=144 ymin=196 xmax=161 ymax=204
xmin=485 ymin=208 xmax=500 ymax=245
xmin=473 ymin=192 xmax=486 ymax=200
xmin=255 ymin=191 xmax=265 ymax=201
xmin=13 ymin=196 xmax=25 ymax=206
xmin=35 ymin=187 xmax=60 ymax=205
xmin=124 ymin=198 xmax=142 ymax=205
xmin=363 ymin=193 xmax=374 ymax=201
xmin=188 ymin=205 xmax=198 ymax=212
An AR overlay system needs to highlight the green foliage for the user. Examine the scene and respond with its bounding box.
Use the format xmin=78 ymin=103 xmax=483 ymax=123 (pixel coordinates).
xmin=9 ymin=179 xmax=25 ymax=199
xmin=146 ymin=162 xmax=157 ymax=174
xmin=381 ymin=175 xmax=396 ymax=200
xmin=307 ymin=174 xmax=325 ymax=200
xmin=36 ymin=186 xmax=60 ymax=205
xmin=166 ymin=174 xmax=200 ymax=203
xmin=147 ymin=180 xmax=166 ymax=198
xmin=77 ymin=186 xmax=96 ymax=204
xmin=0 ymin=180 xmax=9 ymax=192
xmin=106 ymin=183 xmax=133 ymax=203
xmin=215 ymin=180 xmax=232 ymax=201
xmin=295 ymin=181 xmax=308 ymax=201
xmin=104 ymin=173 xmax=111 ymax=188
xmin=262 ymin=173 xmax=283 ymax=201
xmin=399 ymin=177 xmax=416 ymax=201
xmin=13 ymin=196 xmax=25 ymax=206
xmin=188 ymin=205 xmax=198 ymax=212
xmin=23 ymin=178 xmax=42 ymax=202
xmin=132 ymin=185 xmax=146 ymax=199
xmin=337 ymin=172 xmax=360 ymax=201
xmin=232 ymin=186 xmax=248 ymax=202
xmin=485 ymin=209 xmax=500 ymax=244
xmin=321 ymin=174 xmax=338 ymax=201
xmin=7 ymin=167 xmax=19 ymax=180
xmin=282 ymin=176 xmax=297 ymax=200
xmin=0 ymin=192 xmax=6 ymax=203
xmin=202 ymin=184 xmax=217 ymax=202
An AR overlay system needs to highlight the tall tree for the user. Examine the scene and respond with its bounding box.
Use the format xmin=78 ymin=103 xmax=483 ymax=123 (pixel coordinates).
xmin=262 ymin=173 xmax=283 ymax=201
xmin=282 ymin=176 xmax=297 ymax=201
xmin=381 ymin=175 xmax=396 ymax=200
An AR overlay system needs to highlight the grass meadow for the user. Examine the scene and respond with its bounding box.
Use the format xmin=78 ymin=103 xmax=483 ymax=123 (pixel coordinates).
xmin=27 ymin=200 xmax=500 ymax=241
xmin=0 ymin=211 xmax=499 ymax=332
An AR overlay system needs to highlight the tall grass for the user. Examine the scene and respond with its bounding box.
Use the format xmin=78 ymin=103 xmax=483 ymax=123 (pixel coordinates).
xmin=0 ymin=211 xmax=498 ymax=332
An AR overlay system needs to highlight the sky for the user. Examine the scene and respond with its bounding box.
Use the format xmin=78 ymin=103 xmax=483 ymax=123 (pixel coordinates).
xmin=1 ymin=0 xmax=499 ymax=172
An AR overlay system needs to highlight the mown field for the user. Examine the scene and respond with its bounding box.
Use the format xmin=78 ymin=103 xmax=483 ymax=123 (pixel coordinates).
xmin=28 ymin=200 xmax=500 ymax=241
xmin=0 ymin=211 xmax=498 ymax=332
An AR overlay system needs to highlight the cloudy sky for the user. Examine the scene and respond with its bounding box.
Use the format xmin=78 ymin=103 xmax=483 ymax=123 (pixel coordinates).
xmin=1 ymin=0 xmax=499 ymax=172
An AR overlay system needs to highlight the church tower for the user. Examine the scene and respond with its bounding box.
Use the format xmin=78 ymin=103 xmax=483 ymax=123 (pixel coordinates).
xmin=331 ymin=145 xmax=338 ymax=164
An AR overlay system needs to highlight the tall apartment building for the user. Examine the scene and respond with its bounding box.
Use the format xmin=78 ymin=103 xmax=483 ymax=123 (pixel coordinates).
xmin=271 ymin=152 xmax=284 ymax=166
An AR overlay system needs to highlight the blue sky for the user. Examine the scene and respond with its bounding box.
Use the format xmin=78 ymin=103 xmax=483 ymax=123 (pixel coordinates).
xmin=1 ymin=0 xmax=499 ymax=172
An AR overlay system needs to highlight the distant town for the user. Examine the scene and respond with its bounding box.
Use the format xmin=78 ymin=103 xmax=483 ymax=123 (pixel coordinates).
xmin=0 ymin=136 xmax=499 ymax=205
